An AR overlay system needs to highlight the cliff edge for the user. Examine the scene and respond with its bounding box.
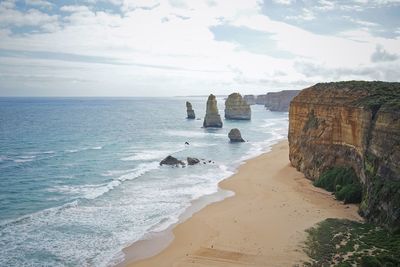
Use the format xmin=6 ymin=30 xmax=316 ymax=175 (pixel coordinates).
xmin=288 ymin=81 xmax=400 ymax=231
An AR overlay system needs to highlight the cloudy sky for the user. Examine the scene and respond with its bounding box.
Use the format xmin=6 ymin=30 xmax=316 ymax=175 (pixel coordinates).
xmin=0 ymin=0 xmax=399 ymax=96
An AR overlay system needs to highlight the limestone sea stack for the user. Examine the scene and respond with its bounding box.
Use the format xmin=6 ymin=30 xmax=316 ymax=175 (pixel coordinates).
xmin=228 ymin=128 xmax=245 ymax=142
xmin=224 ymin=93 xmax=251 ymax=120
xmin=186 ymin=101 xmax=195 ymax=119
xmin=203 ymin=94 xmax=223 ymax=128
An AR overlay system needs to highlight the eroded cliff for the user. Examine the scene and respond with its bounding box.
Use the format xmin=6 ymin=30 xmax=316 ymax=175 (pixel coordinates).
xmin=265 ymin=90 xmax=300 ymax=111
xmin=288 ymin=81 xmax=400 ymax=231
xmin=203 ymin=94 xmax=223 ymax=128
xmin=225 ymin=93 xmax=251 ymax=120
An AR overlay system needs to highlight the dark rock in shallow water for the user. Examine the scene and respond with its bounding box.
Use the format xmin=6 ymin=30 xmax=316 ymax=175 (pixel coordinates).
xmin=187 ymin=157 xmax=200 ymax=165
xmin=228 ymin=128 xmax=245 ymax=142
xmin=160 ymin=155 xmax=185 ymax=166
xmin=203 ymin=94 xmax=223 ymax=128
xmin=186 ymin=101 xmax=195 ymax=119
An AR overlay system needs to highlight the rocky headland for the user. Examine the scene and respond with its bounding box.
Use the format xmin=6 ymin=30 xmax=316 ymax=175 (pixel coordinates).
xmin=256 ymin=94 xmax=268 ymax=105
xmin=265 ymin=90 xmax=300 ymax=112
xmin=225 ymin=93 xmax=251 ymax=120
xmin=244 ymin=91 xmax=299 ymax=111
xmin=203 ymin=94 xmax=223 ymax=128
xmin=288 ymin=81 xmax=400 ymax=231
xmin=244 ymin=95 xmax=256 ymax=105
xmin=186 ymin=101 xmax=195 ymax=119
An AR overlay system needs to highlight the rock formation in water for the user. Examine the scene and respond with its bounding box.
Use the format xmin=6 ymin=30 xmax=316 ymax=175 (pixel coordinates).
xmin=186 ymin=101 xmax=195 ymax=119
xmin=265 ymin=90 xmax=300 ymax=112
xmin=225 ymin=93 xmax=251 ymax=120
xmin=228 ymin=128 xmax=245 ymax=142
xmin=187 ymin=157 xmax=200 ymax=165
xmin=288 ymin=81 xmax=400 ymax=231
xmin=244 ymin=95 xmax=256 ymax=105
xmin=256 ymin=94 xmax=268 ymax=105
xmin=160 ymin=155 xmax=185 ymax=167
xmin=203 ymin=94 xmax=223 ymax=128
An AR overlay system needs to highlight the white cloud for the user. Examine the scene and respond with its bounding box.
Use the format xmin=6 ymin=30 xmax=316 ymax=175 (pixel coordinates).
xmin=316 ymin=0 xmax=335 ymax=10
xmin=0 ymin=0 xmax=16 ymax=9
xmin=349 ymin=18 xmax=379 ymax=27
xmin=0 ymin=2 xmax=58 ymax=31
xmin=286 ymin=8 xmax=315 ymax=21
xmin=0 ymin=0 xmax=399 ymax=96
xmin=60 ymin=5 xmax=92 ymax=13
xmin=371 ymin=44 xmax=399 ymax=62
xmin=272 ymin=0 xmax=295 ymax=5
xmin=25 ymin=0 xmax=53 ymax=9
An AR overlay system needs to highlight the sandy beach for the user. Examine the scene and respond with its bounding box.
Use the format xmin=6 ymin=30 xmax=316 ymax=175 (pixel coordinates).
xmin=122 ymin=140 xmax=362 ymax=267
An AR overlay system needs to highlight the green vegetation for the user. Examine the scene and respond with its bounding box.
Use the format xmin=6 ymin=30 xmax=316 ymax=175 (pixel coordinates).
xmin=316 ymin=81 xmax=400 ymax=111
xmin=304 ymin=218 xmax=400 ymax=266
xmin=314 ymin=167 xmax=362 ymax=204
xmin=303 ymin=110 xmax=319 ymax=131
xmin=361 ymin=152 xmax=400 ymax=232
xmin=364 ymin=178 xmax=400 ymax=229
xmin=335 ymin=184 xmax=362 ymax=204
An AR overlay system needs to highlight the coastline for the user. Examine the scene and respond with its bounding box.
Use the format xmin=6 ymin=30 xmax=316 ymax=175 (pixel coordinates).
xmin=119 ymin=140 xmax=362 ymax=266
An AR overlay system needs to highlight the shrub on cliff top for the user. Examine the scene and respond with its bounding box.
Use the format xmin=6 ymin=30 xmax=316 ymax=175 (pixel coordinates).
xmin=314 ymin=81 xmax=400 ymax=111
xmin=314 ymin=167 xmax=362 ymax=204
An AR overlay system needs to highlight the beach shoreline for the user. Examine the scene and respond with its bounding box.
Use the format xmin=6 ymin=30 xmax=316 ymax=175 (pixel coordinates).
xmin=119 ymin=140 xmax=362 ymax=267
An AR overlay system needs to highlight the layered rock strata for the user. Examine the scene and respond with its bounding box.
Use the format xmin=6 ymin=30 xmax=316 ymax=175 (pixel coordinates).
xmin=288 ymin=81 xmax=400 ymax=231
xmin=203 ymin=94 xmax=223 ymax=128
xmin=225 ymin=93 xmax=251 ymax=120
xmin=256 ymin=94 xmax=268 ymax=105
xmin=265 ymin=90 xmax=300 ymax=112
xmin=186 ymin=101 xmax=195 ymax=119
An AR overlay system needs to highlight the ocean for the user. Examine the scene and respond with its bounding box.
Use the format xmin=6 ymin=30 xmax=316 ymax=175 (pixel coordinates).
xmin=0 ymin=97 xmax=288 ymax=267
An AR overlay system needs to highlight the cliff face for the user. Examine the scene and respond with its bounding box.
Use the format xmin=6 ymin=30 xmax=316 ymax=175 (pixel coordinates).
xmin=244 ymin=95 xmax=256 ymax=105
xmin=225 ymin=93 xmax=251 ymax=120
xmin=203 ymin=94 xmax=223 ymax=128
xmin=265 ymin=90 xmax=300 ymax=112
xmin=256 ymin=94 xmax=268 ymax=105
xmin=288 ymin=81 xmax=400 ymax=231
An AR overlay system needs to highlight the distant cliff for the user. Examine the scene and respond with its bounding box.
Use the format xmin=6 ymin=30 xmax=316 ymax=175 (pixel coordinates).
xmin=265 ymin=90 xmax=300 ymax=111
xmin=288 ymin=81 xmax=400 ymax=231
xmin=256 ymin=94 xmax=268 ymax=105
xmin=244 ymin=95 xmax=256 ymax=105
xmin=244 ymin=91 xmax=299 ymax=110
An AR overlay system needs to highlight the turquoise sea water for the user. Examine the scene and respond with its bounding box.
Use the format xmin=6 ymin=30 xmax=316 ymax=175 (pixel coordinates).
xmin=0 ymin=97 xmax=288 ymax=266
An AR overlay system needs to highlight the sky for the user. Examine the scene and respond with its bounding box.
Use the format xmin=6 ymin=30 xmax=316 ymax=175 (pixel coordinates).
xmin=0 ymin=0 xmax=399 ymax=96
